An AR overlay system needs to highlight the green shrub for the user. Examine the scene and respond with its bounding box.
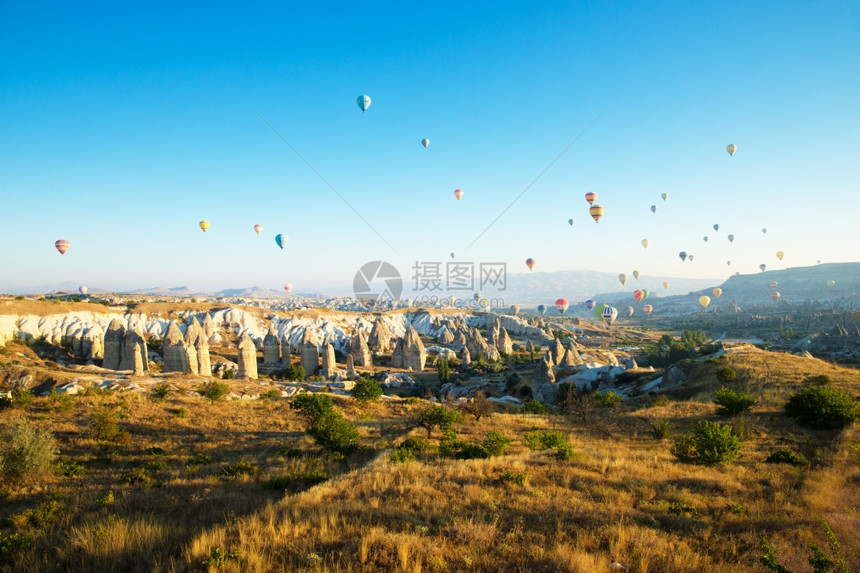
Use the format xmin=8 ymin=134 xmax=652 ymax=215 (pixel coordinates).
xmin=203 ymin=547 xmax=243 ymax=568
xmin=649 ymin=419 xmax=672 ymax=440
xmin=350 ymin=377 xmax=383 ymax=402
xmin=523 ymin=430 xmax=568 ymax=450
xmin=554 ymin=442 xmax=576 ymax=460
xmin=592 ymin=391 xmax=624 ymax=408
xmin=46 ymin=392 xmax=75 ymax=413
xmin=55 ymin=459 xmax=87 ymax=477
xmin=11 ymin=389 xmax=34 ymax=411
xmin=668 ymin=501 xmax=702 ymax=518
xmin=766 ymin=449 xmax=810 ymax=467
xmin=784 ymin=386 xmax=858 ymax=430
xmin=153 ymin=384 xmax=172 ymax=400
xmin=672 ymin=420 xmax=741 ymax=465
xmin=806 ymin=375 xmax=831 ymax=386
xmin=415 ymin=405 xmax=463 ymax=438
xmin=713 ymin=386 xmax=755 ymax=416
xmin=176 ymin=407 xmax=188 ymax=419
xmin=263 ymin=468 xmax=330 ymax=490
xmin=222 ymin=369 xmax=235 ymax=380
xmin=282 ymin=363 xmax=305 ymax=381
xmin=90 ymin=406 xmax=127 ymax=442
xmin=198 ymin=380 xmax=229 ymax=403
xmin=483 ymin=430 xmax=513 ymax=457
xmin=220 ymin=458 xmax=260 ymax=477
xmin=717 ymin=367 xmax=737 ymax=383
xmin=258 ymin=389 xmax=280 ymax=400
xmin=651 ymin=394 xmax=671 ymax=407
xmin=522 ymin=400 xmax=546 ymax=414
xmin=307 ymin=410 xmax=361 ymax=456
xmin=0 ymin=419 xmax=58 ymax=486
xmin=499 ymin=469 xmax=528 ymax=486
xmin=437 ymin=358 xmax=450 ymax=383
xmin=399 ymin=436 xmax=431 ymax=453
xmin=390 ymin=447 xmax=416 ymax=464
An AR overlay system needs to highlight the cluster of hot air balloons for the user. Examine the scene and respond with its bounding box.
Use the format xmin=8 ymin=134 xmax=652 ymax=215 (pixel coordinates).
xmin=584 ymin=192 xmax=604 ymax=223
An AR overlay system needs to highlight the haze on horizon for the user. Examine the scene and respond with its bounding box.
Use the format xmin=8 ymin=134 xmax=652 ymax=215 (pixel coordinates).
xmin=1 ymin=2 xmax=858 ymax=295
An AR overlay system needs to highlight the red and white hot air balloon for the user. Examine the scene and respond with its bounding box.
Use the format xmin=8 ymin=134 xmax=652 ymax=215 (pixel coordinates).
xmin=525 ymin=258 xmax=536 ymax=271
xmin=254 ymin=224 xmax=262 ymax=235
xmin=585 ymin=192 xmax=597 ymax=205
xmin=284 ymin=284 xmax=293 ymax=294
xmin=55 ymin=240 xmax=70 ymax=255
xmin=555 ymin=298 xmax=569 ymax=314
xmin=453 ymin=188 xmax=463 ymax=200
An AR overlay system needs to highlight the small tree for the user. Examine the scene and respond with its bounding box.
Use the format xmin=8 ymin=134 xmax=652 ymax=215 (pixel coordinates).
xmin=459 ymin=391 xmax=494 ymax=421
xmin=198 ymin=380 xmax=229 ymax=403
xmin=290 ymin=393 xmax=360 ymax=456
xmin=784 ymin=386 xmax=858 ymax=430
xmin=0 ymin=418 xmax=58 ymax=486
xmin=713 ymin=386 xmax=755 ymax=416
xmin=673 ymin=420 xmax=741 ymax=465
xmin=437 ymin=358 xmax=450 ymax=383
xmin=522 ymin=399 xmax=546 ymax=415
xmin=350 ymin=376 xmax=383 ymax=402
xmin=416 ymin=404 xmax=463 ymax=438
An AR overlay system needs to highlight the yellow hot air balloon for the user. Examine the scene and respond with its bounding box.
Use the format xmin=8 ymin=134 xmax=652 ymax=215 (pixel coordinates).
xmin=699 ymin=295 xmax=711 ymax=309
xmin=589 ymin=204 xmax=604 ymax=223
xmin=726 ymin=144 xmax=737 ymax=156
xmin=662 ymin=281 xmax=669 ymax=289
xmin=776 ymin=251 xmax=784 ymax=261
xmin=713 ymin=288 xmax=722 ymax=298
xmin=199 ymin=220 xmax=210 ymax=232
xmin=641 ymin=238 xmax=649 ymax=248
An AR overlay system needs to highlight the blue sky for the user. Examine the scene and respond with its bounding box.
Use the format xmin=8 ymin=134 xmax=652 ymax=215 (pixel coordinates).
xmin=1 ymin=1 xmax=858 ymax=294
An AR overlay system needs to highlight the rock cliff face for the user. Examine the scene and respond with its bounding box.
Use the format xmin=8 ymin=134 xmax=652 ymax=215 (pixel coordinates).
xmin=368 ymin=317 xmax=393 ymax=352
xmin=347 ymin=329 xmax=372 ymax=367
xmin=263 ymin=328 xmax=281 ymax=366
xmin=103 ymin=319 xmax=126 ymax=370
xmin=82 ymin=325 xmax=104 ymax=361
xmin=391 ymin=324 xmax=426 ymax=371
xmin=163 ymin=321 xmax=190 ymax=373
xmin=237 ymin=334 xmax=258 ymax=379
xmin=345 ymin=354 xmax=357 ymax=378
xmin=120 ymin=328 xmax=147 ymax=376
xmin=497 ymin=328 xmax=513 ymax=355
xmin=301 ymin=341 xmax=319 ymax=376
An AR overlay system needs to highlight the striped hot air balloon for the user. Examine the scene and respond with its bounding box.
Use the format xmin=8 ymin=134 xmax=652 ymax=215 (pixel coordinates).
xmin=726 ymin=144 xmax=737 ymax=156
xmin=356 ymin=95 xmax=371 ymax=112
xmin=555 ymin=298 xmax=569 ymax=314
xmin=525 ymin=258 xmax=536 ymax=271
xmin=254 ymin=224 xmax=262 ymax=235
xmin=199 ymin=220 xmax=210 ymax=232
xmin=55 ymin=239 xmax=70 ymax=255
xmin=642 ymin=304 xmax=653 ymax=315
xmin=589 ymin=204 xmax=604 ymax=223
xmin=585 ymin=192 xmax=597 ymax=205
xmin=713 ymin=288 xmax=723 ymax=298
xmin=453 ymin=188 xmax=463 ymax=200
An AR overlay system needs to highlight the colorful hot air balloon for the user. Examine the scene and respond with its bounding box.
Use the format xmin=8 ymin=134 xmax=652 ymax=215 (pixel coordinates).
xmin=713 ymin=288 xmax=723 ymax=298
xmin=713 ymin=224 xmax=720 ymax=231
xmin=510 ymin=305 xmax=520 ymax=316
xmin=699 ymin=295 xmax=711 ymax=308
xmin=642 ymin=304 xmax=653 ymax=315
xmin=703 ymin=236 xmax=709 ymax=242
xmin=762 ymin=228 xmax=767 ymax=234
xmin=679 ymin=251 xmax=688 ymax=261
xmin=642 ymin=289 xmax=650 ymax=300
xmin=759 ymin=264 xmax=767 ymax=272
xmin=625 ymin=306 xmax=635 ymax=318
xmin=662 ymin=281 xmax=670 ymax=289
xmin=526 ymin=258 xmax=536 ymax=271
xmin=537 ymin=304 xmax=547 ymax=315
xmin=54 ymin=239 xmax=70 ymax=255
xmin=585 ymin=192 xmax=597 ymax=205
xmin=453 ymin=188 xmax=463 ymax=200
xmin=589 ymin=204 xmax=604 ymax=223
xmin=826 ymin=279 xmax=836 ymax=287
xmin=727 ymin=234 xmax=735 ymax=243
xmin=199 ymin=220 xmax=210 ymax=232
xmin=568 ymin=218 xmax=574 ymax=226
xmin=450 ymin=252 xmax=455 ymax=259
xmin=661 ymin=193 xmax=668 ymax=201
xmin=618 ymin=273 xmax=627 ymax=286
xmin=602 ymin=306 xmax=618 ymax=326
xmin=776 ymin=251 xmax=784 ymax=261
xmin=650 ymin=205 xmax=657 ymax=213
xmin=555 ymin=298 xmax=569 ymax=314
xmin=641 ymin=239 xmax=649 ymax=248
xmin=421 ymin=138 xmax=430 ymax=148
xmin=284 ymin=284 xmax=293 ymax=294
xmin=594 ymin=303 xmax=607 ymax=319
xmin=726 ymin=144 xmax=737 ymax=156
xmin=253 ymin=224 xmax=262 ymax=235
xmin=585 ymin=299 xmax=595 ymax=311
xmin=770 ymin=291 xmax=781 ymax=302
xmin=275 ymin=234 xmax=288 ymax=249
xmin=769 ymin=281 xmax=779 ymax=289
xmin=356 ymin=94 xmax=371 ymax=112
xmin=633 ymin=290 xmax=645 ymax=303
xmin=688 ymin=255 xmax=695 ymax=262
xmin=727 ymin=260 xmax=732 ymax=266
xmin=633 ymin=270 xmax=640 ymax=280
xmin=79 ymin=286 xmax=88 ymax=295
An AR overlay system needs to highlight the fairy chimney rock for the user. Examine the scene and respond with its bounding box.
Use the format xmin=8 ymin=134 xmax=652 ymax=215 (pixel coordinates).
xmin=348 ymin=329 xmax=372 ymax=367
xmin=263 ymin=328 xmax=282 ymax=365
xmin=301 ymin=341 xmax=319 ymax=376
xmin=103 ymin=318 xmax=126 ymax=370
xmin=368 ymin=318 xmax=393 ymax=352
xmin=237 ymin=333 xmax=258 ymax=379
xmin=163 ymin=321 xmax=190 ymax=373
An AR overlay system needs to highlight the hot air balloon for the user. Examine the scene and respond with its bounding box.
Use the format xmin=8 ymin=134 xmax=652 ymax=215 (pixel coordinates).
xmin=275 ymin=234 xmax=288 ymax=249
xmin=79 ymin=286 xmax=88 ymax=295
xmin=589 ymin=204 xmax=604 ymax=222
xmin=770 ymin=291 xmax=781 ymax=302
xmin=662 ymin=281 xmax=670 ymax=289
xmin=641 ymin=239 xmax=649 ymax=248
xmin=688 ymin=255 xmax=695 ymax=262
xmin=602 ymin=306 xmax=618 ymax=326
xmin=555 ymin=298 xmax=569 ymax=314
xmin=727 ymin=260 xmax=732 ymax=266
xmin=642 ymin=289 xmax=650 ymax=300
xmin=356 ymin=95 xmax=371 ymax=112
xmin=769 ymin=281 xmax=779 ymax=289
xmin=703 ymin=236 xmax=709 ymax=242
xmin=650 ymin=205 xmax=657 ymax=213
xmin=568 ymin=218 xmax=574 ymax=226
xmin=642 ymin=304 xmax=653 ymax=315
xmin=679 ymin=251 xmax=688 ymax=262
xmin=54 ymin=239 xmax=70 ymax=255
xmin=713 ymin=224 xmax=720 ymax=231
xmin=526 ymin=258 xmax=536 ymax=271
xmin=284 ymin=284 xmax=293 ymax=294
xmin=826 ymin=279 xmax=836 ymax=287
xmin=421 ymin=138 xmax=430 ymax=148
xmin=253 ymin=224 xmax=262 ymax=235
xmin=713 ymin=288 xmax=723 ymax=298
xmin=625 ymin=306 xmax=635 ymax=318
xmin=633 ymin=270 xmax=640 ymax=280
xmin=759 ymin=264 xmax=767 ymax=272
xmin=537 ymin=304 xmax=547 ymax=315
xmin=618 ymin=273 xmax=627 ymax=286
xmin=594 ymin=303 xmax=607 ymax=319
xmin=633 ymin=290 xmax=645 ymax=303
xmin=585 ymin=192 xmax=597 ymax=205
xmin=762 ymin=228 xmax=767 ymax=234
xmin=727 ymin=234 xmax=735 ymax=243
xmin=474 ymin=293 xmax=481 ymax=301
xmin=726 ymin=144 xmax=737 ymax=156
xmin=453 ymin=188 xmax=463 ymax=200
xmin=450 ymin=252 xmax=455 ymax=259
xmin=776 ymin=251 xmax=784 ymax=261
xmin=510 ymin=305 xmax=520 ymax=316
xmin=585 ymin=299 xmax=596 ymax=311
xmin=199 ymin=220 xmax=210 ymax=232
xmin=661 ymin=193 xmax=668 ymax=201
xmin=699 ymin=295 xmax=711 ymax=309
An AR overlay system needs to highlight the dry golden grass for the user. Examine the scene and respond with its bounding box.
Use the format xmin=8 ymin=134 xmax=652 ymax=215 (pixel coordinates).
xmin=0 ymin=345 xmax=857 ymax=572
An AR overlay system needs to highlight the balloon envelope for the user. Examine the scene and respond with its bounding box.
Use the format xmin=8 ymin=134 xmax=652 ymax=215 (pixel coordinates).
xmin=79 ymin=286 xmax=88 ymax=295
xmin=641 ymin=239 xmax=649 ymax=248
xmin=713 ymin=288 xmax=723 ymax=298
xmin=594 ymin=303 xmax=607 ymax=319
xmin=770 ymin=291 xmax=781 ymax=302
xmin=679 ymin=251 xmax=687 ymax=261
xmin=450 ymin=252 xmax=455 ymax=259
xmin=713 ymin=224 xmax=720 ymax=231
xmin=699 ymin=295 xmax=711 ymax=308
xmin=356 ymin=95 xmax=371 ymax=111
xmin=703 ymin=236 xmax=709 ymax=242
xmin=762 ymin=228 xmax=767 ymax=234
xmin=726 ymin=144 xmax=737 ymax=156
xmin=618 ymin=273 xmax=627 ymax=285
xmin=284 ymin=284 xmax=293 ymax=293
xmin=555 ymin=298 xmax=569 ymax=314
xmin=537 ymin=304 xmax=547 ymax=315
xmin=589 ymin=204 xmax=604 ymax=222
xmin=526 ymin=258 xmax=536 ymax=271
xmin=625 ymin=306 xmax=634 ymax=318
xmin=727 ymin=234 xmax=735 ymax=243
xmin=510 ymin=305 xmax=520 ymax=316
xmin=632 ymin=270 xmax=640 ymax=280
xmin=662 ymin=281 xmax=670 ymax=289
xmin=253 ymin=224 xmax=262 ymax=235
xmin=54 ymin=239 xmax=70 ymax=255
xmin=275 ymin=234 xmax=288 ymax=249
xmin=826 ymin=279 xmax=836 ymax=287
xmin=633 ymin=290 xmax=645 ymax=303
xmin=568 ymin=218 xmax=574 ymax=226
xmin=650 ymin=205 xmax=657 ymax=213
xmin=585 ymin=299 xmax=595 ymax=311
xmin=688 ymin=255 xmax=695 ymax=262
xmin=199 ymin=220 xmax=210 ymax=232
xmin=642 ymin=304 xmax=653 ymax=315
xmin=661 ymin=193 xmax=668 ymax=201
xmin=776 ymin=251 xmax=784 ymax=261
xmin=769 ymin=281 xmax=779 ymax=289
xmin=759 ymin=264 xmax=767 ymax=272
xmin=602 ymin=306 xmax=618 ymax=325
xmin=453 ymin=188 xmax=463 ymax=200
xmin=585 ymin=192 xmax=597 ymax=205
xmin=421 ymin=138 xmax=430 ymax=148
